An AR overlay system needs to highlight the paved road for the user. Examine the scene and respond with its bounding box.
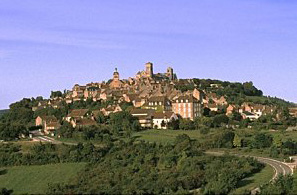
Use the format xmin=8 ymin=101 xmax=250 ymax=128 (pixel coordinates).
xmin=33 ymin=136 xmax=80 ymax=145
xmin=33 ymin=135 xmax=104 ymax=147
xmin=205 ymin=151 xmax=293 ymax=194
xmin=205 ymin=151 xmax=293 ymax=178
xmin=256 ymin=156 xmax=293 ymax=180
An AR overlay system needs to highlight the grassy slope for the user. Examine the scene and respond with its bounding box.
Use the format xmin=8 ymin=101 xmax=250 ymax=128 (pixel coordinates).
xmin=133 ymin=129 xmax=203 ymax=144
xmin=135 ymin=129 xmax=277 ymax=193
xmin=0 ymin=163 xmax=86 ymax=194
xmin=231 ymin=165 xmax=274 ymax=194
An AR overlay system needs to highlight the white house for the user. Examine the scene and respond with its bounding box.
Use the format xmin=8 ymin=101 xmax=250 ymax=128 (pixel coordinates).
xmin=152 ymin=111 xmax=178 ymax=129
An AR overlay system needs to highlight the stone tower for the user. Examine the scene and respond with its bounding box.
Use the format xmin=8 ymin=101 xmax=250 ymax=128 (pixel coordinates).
xmin=113 ymin=68 xmax=119 ymax=81
xmin=167 ymin=67 xmax=174 ymax=80
xmin=145 ymin=62 xmax=153 ymax=78
xmin=109 ymin=67 xmax=123 ymax=89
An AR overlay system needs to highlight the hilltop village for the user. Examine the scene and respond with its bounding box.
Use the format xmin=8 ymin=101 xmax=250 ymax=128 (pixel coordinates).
xmin=1 ymin=62 xmax=297 ymax=195
xmin=28 ymin=62 xmax=297 ymax=135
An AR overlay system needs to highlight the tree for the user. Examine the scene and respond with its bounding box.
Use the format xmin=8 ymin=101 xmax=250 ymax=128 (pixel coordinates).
xmin=243 ymin=82 xmax=263 ymax=96
xmin=168 ymin=118 xmax=179 ymax=130
xmin=57 ymin=122 xmax=74 ymax=138
xmin=203 ymin=107 xmax=211 ymax=117
xmin=260 ymin=175 xmax=294 ymax=195
xmin=0 ymin=188 xmax=13 ymax=195
xmin=233 ymin=134 xmax=242 ymax=147
xmin=0 ymin=123 xmax=27 ymax=141
xmin=253 ymin=133 xmax=273 ymax=148
xmin=194 ymin=116 xmax=213 ymax=128
xmin=109 ymin=111 xmax=139 ymax=134
xmin=273 ymin=135 xmax=282 ymax=148
xmin=50 ymin=91 xmax=63 ymax=99
xmin=179 ymin=119 xmax=195 ymax=130
xmin=231 ymin=112 xmax=242 ymax=121
xmin=96 ymin=112 xmax=106 ymax=124
xmin=213 ymin=114 xmax=229 ymax=127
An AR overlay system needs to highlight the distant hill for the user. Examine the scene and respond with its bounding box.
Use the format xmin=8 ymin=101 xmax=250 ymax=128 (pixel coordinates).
xmin=0 ymin=109 xmax=9 ymax=116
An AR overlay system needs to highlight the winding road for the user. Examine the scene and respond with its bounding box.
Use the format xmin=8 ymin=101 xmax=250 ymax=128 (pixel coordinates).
xmin=205 ymin=151 xmax=294 ymax=194
xmin=206 ymin=151 xmax=293 ymax=178
xmin=256 ymin=156 xmax=293 ymax=180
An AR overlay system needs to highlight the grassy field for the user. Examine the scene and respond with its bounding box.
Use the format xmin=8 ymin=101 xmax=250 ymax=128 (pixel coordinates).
xmin=133 ymin=129 xmax=203 ymax=144
xmin=268 ymin=130 xmax=297 ymax=142
xmin=231 ymin=165 xmax=274 ymax=194
xmin=0 ymin=163 xmax=86 ymax=194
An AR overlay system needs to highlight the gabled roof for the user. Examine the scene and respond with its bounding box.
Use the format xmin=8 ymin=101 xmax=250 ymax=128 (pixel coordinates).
xmin=148 ymin=96 xmax=168 ymax=102
xmin=38 ymin=115 xmax=58 ymax=123
xmin=125 ymin=93 xmax=138 ymax=101
xmin=46 ymin=121 xmax=61 ymax=128
xmin=130 ymin=109 xmax=155 ymax=115
xmin=253 ymin=105 xmax=265 ymax=110
xmin=173 ymin=95 xmax=199 ymax=103
xmin=67 ymin=109 xmax=89 ymax=118
xmin=153 ymin=111 xmax=175 ymax=119
xmin=75 ymin=118 xmax=97 ymax=126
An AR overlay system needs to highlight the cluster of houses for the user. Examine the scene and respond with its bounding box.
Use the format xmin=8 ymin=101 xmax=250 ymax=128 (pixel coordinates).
xmin=226 ymin=103 xmax=277 ymax=120
xmin=33 ymin=62 xmax=296 ymax=135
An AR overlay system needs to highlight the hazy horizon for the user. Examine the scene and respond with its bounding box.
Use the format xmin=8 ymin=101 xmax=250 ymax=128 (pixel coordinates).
xmin=1 ymin=0 xmax=297 ymax=109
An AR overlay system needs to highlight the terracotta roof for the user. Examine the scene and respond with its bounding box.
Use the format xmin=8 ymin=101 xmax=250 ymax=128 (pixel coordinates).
xmin=105 ymin=106 xmax=115 ymax=111
xmin=134 ymin=115 xmax=152 ymax=120
xmin=130 ymin=109 xmax=155 ymax=115
xmin=76 ymin=118 xmax=97 ymax=126
xmin=67 ymin=109 xmax=89 ymax=117
xmin=39 ymin=115 xmax=58 ymax=123
xmin=153 ymin=111 xmax=175 ymax=119
xmin=148 ymin=96 xmax=168 ymax=102
xmin=47 ymin=122 xmax=61 ymax=128
xmin=126 ymin=94 xmax=138 ymax=101
xmin=253 ymin=105 xmax=265 ymax=110
xmin=173 ymin=95 xmax=199 ymax=103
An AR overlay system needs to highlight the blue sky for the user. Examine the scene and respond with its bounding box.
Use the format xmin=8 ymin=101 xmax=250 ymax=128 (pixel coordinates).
xmin=0 ymin=0 xmax=296 ymax=109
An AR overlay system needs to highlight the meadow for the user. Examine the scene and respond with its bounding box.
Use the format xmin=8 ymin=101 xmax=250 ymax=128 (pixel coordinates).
xmin=133 ymin=129 xmax=204 ymax=143
xmin=0 ymin=163 xmax=86 ymax=194
xmin=231 ymin=165 xmax=274 ymax=194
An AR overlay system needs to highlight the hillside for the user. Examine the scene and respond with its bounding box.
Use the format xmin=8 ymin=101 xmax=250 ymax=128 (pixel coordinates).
xmin=0 ymin=109 xmax=9 ymax=117
xmin=0 ymin=163 xmax=86 ymax=194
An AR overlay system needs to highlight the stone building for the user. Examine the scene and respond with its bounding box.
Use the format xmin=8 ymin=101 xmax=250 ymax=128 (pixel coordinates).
xmin=109 ymin=68 xmax=123 ymax=89
xmin=142 ymin=96 xmax=172 ymax=112
xmin=35 ymin=115 xmax=60 ymax=135
xmin=172 ymin=95 xmax=201 ymax=120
